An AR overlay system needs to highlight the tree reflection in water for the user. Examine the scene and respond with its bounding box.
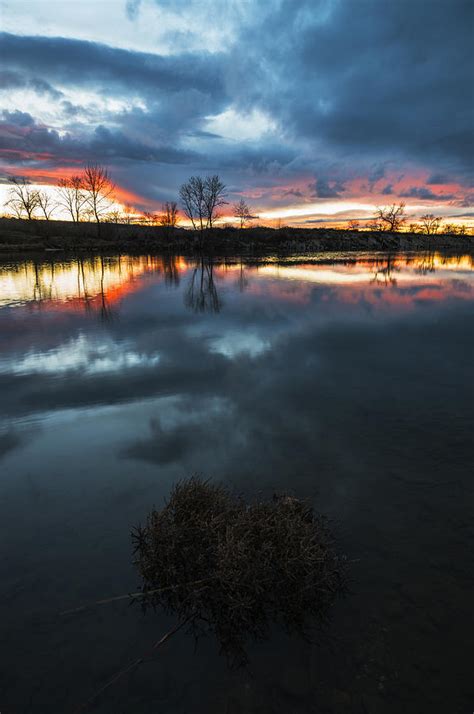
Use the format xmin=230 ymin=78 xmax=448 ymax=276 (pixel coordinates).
xmin=371 ymin=254 xmax=400 ymax=286
xmin=185 ymin=257 xmax=221 ymax=313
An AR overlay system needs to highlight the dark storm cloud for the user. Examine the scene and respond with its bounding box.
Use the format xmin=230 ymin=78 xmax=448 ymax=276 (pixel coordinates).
xmin=309 ymin=178 xmax=346 ymax=199
xmin=0 ymin=112 xmax=197 ymax=166
xmin=0 ymin=32 xmax=226 ymax=101
xmin=2 ymin=110 xmax=35 ymax=127
xmin=427 ymin=173 xmax=450 ymax=185
xmin=1 ymin=0 xmax=473 ymax=199
xmin=0 ymin=70 xmax=63 ymax=99
xmin=400 ymin=186 xmax=455 ymax=201
xmin=227 ymin=0 xmax=474 ymax=183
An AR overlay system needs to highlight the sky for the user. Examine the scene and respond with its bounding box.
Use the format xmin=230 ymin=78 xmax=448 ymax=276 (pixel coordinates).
xmin=0 ymin=0 xmax=473 ymax=226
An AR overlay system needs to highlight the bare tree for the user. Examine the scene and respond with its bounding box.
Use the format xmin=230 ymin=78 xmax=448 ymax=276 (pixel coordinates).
xmin=347 ymin=219 xmax=360 ymax=231
xmin=5 ymin=177 xmax=39 ymax=220
xmin=37 ymin=190 xmax=56 ymax=220
xmin=179 ymin=175 xmax=227 ymax=238
xmin=141 ymin=211 xmax=159 ymax=226
xmin=419 ymin=214 xmax=442 ymax=235
xmin=82 ymin=164 xmax=115 ymax=225
xmin=204 ymin=175 xmax=227 ymax=228
xmin=160 ymin=201 xmax=179 ymax=228
xmin=233 ymin=199 xmax=255 ymax=229
xmin=179 ymin=176 xmax=207 ymax=233
xmin=374 ymin=202 xmax=406 ymax=232
xmin=57 ymin=176 xmax=87 ymax=222
xmin=442 ymin=223 xmax=457 ymax=234
xmin=122 ymin=204 xmax=135 ymax=225
xmin=105 ymin=209 xmax=122 ymax=224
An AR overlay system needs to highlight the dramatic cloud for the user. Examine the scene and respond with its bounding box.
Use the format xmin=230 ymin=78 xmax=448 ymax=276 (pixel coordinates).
xmin=0 ymin=0 xmax=473 ymax=222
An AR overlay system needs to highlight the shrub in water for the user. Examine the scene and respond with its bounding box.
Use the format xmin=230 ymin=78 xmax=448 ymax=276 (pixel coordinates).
xmin=132 ymin=477 xmax=346 ymax=666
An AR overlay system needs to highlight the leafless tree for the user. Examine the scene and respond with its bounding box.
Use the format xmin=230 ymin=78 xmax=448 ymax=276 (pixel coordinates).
xmin=374 ymin=202 xmax=406 ymax=232
xmin=179 ymin=176 xmax=207 ymax=233
xmin=457 ymin=224 xmax=467 ymax=235
xmin=82 ymin=164 xmax=115 ymax=225
xmin=37 ymin=190 xmax=56 ymax=220
xmin=233 ymin=198 xmax=255 ymax=229
xmin=5 ymin=177 xmax=39 ymax=220
xmin=159 ymin=201 xmax=179 ymax=228
xmin=347 ymin=219 xmax=360 ymax=231
xmin=442 ymin=223 xmax=457 ymax=234
xmin=141 ymin=211 xmax=159 ymax=226
xmin=57 ymin=176 xmax=87 ymax=222
xmin=204 ymin=175 xmax=227 ymax=228
xmin=105 ymin=209 xmax=122 ymax=224
xmin=122 ymin=204 xmax=135 ymax=225
xmin=179 ymin=175 xmax=227 ymax=237
xmin=419 ymin=214 xmax=442 ymax=235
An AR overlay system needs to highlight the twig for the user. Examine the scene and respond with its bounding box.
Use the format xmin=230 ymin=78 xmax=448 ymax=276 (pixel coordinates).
xmin=73 ymin=616 xmax=191 ymax=714
xmin=61 ymin=579 xmax=214 ymax=616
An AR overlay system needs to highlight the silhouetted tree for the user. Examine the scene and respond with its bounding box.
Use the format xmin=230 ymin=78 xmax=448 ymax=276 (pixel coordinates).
xmin=204 ymin=175 xmax=227 ymax=228
xmin=179 ymin=175 xmax=227 ymax=239
xmin=233 ymin=198 xmax=254 ymax=229
xmin=180 ymin=176 xmax=206 ymax=232
xmin=347 ymin=219 xmax=360 ymax=231
xmin=160 ymin=201 xmax=179 ymax=228
xmin=57 ymin=176 xmax=87 ymax=222
xmin=37 ymin=190 xmax=56 ymax=220
xmin=374 ymin=202 xmax=406 ymax=231
xmin=141 ymin=211 xmax=159 ymax=225
xmin=419 ymin=214 xmax=442 ymax=235
xmin=82 ymin=164 xmax=115 ymax=225
xmin=122 ymin=204 xmax=135 ymax=225
xmin=105 ymin=209 xmax=122 ymax=224
xmin=443 ymin=223 xmax=457 ymax=234
xmin=5 ymin=177 xmax=39 ymax=219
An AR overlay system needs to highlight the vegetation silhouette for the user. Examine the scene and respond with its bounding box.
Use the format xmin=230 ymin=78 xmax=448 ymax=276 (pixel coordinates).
xmin=132 ymin=477 xmax=347 ymax=667
xmin=71 ymin=477 xmax=346 ymax=711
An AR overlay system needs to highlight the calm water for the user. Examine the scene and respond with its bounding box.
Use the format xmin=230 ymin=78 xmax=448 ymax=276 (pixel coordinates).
xmin=0 ymin=252 xmax=473 ymax=714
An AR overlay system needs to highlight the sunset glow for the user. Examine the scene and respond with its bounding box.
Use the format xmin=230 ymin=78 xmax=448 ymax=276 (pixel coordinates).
xmin=0 ymin=0 xmax=472 ymax=227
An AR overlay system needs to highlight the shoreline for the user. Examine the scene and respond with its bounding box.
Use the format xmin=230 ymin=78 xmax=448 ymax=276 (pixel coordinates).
xmin=0 ymin=217 xmax=473 ymax=256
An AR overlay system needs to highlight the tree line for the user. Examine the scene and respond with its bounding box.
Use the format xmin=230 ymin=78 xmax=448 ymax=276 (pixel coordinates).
xmin=2 ymin=166 xmax=258 ymax=231
xmin=347 ymin=202 xmax=468 ymax=235
xmin=2 ymin=168 xmax=468 ymax=235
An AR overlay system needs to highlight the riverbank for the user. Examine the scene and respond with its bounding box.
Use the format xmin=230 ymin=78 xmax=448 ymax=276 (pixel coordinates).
xmin=0 ymin=217 xmax=473 ymax=255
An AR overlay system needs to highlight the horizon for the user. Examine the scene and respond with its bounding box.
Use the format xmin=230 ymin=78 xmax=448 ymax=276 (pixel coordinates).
xmin=0 ymin=0 xmax=473 ymax=228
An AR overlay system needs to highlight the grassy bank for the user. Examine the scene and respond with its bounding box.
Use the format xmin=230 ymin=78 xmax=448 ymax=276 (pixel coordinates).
xmin=0 ymin=217 xmax=473 ymax=255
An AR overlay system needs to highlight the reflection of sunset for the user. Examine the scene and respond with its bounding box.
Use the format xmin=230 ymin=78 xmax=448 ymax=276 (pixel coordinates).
xmin=246 ymin=254 xmax=474 ymax=308
xmin=258 ymin=254 xmax=474 ymax=283
xmin=0 ymin=253 xmax=473 ymax=315
xmin=0 ymin=256 xmax=189 ymax=310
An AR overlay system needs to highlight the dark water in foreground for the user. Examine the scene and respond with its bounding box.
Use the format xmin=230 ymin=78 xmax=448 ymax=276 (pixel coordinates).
xmin=0 ymin=252 xmax=473 ymax=714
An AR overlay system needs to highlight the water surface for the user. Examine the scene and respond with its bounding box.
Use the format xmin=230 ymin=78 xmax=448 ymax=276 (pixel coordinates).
xmin=0 ymin=252 xmax=473 ymax=713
